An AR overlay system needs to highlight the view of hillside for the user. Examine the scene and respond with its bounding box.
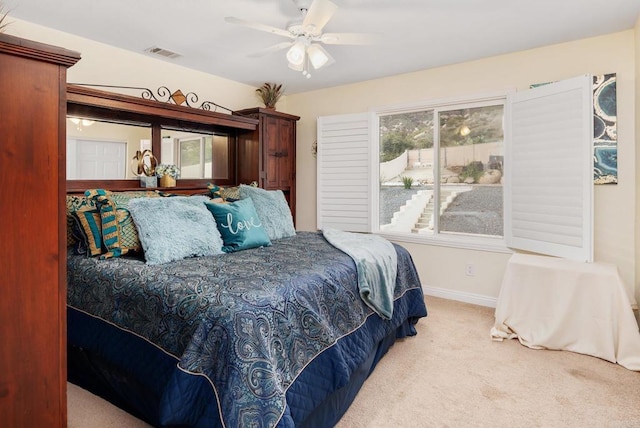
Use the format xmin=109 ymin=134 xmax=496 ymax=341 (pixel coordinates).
xmin=379 ymin=105 xmax=503 ymax=162
xmin=379 ymin=105 xmax=504 ymax=237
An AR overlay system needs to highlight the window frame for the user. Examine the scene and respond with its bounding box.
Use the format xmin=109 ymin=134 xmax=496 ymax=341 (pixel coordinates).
xmin=177 ymin=135 xmax=207 ymax=179
xmin=371 ymin=90 xmax=512 ymax=253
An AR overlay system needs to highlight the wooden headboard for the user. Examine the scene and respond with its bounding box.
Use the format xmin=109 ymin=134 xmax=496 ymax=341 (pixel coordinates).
xmin=66 ymin=85 xmax=259 ymax=194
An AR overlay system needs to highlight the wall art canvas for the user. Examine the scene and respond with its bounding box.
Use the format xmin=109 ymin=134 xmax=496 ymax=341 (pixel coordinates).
xmin=592 ymin=73 xmax=617 ymax=184
xmin=530 ymin=73 xmax=618 ymax=184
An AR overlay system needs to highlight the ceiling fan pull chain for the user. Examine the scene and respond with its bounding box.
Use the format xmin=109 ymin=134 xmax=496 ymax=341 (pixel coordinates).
xmin=304 ymin=52 xmax=310 ymax=78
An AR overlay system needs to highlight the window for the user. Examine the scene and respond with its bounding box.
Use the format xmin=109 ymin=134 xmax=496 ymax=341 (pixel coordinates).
xmin=160 ymin=129 xmax=232 ymax=180
xmin=178 ymin=136 xmax=212 ymax=179
xmin=318 ymin=76 xmax=592 ymax=259
xmin=377 ymin=101 xmax=505 ymax=244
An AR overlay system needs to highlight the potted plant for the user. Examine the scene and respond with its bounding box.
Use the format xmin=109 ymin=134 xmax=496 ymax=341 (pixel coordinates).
xmin=256 ymin=82 xmax=283 ymax=110
xmin=156 ymin=164 xmax=180 ymax=187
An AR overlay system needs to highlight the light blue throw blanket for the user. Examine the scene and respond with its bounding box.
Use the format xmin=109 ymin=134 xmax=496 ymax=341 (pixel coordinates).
xmin=322 ymin=228 xmax=398 ymax=319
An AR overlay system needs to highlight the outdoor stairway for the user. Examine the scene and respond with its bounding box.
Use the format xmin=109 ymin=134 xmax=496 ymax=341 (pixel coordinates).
xmin=412 ymin=189 xmax=457 ymax=232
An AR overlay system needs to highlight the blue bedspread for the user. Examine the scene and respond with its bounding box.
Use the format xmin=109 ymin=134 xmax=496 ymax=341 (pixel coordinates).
xmin=67 ymin=231 xmax=427 ymax=427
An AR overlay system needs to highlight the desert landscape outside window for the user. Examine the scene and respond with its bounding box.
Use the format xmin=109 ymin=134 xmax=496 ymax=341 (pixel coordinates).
xmin=379 ymin=103 xmax=504 ymax=238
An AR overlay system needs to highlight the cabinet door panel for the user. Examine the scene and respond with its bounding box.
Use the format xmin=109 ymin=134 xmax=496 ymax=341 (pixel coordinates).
xmin=276 ymin=119 xmax=293 ymax=189
xmin=264 ymin=116 xmax=293 ymax=190
xmin=263 ymin=116 xmax=281 ymax=189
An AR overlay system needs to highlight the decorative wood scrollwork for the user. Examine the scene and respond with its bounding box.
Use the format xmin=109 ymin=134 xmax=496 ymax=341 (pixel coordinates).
xmin=68 ymin=83 xmax=236 ymax=113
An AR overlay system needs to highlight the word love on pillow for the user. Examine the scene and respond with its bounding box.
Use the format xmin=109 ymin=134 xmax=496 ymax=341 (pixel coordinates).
xmin=205 ymin=198 xmax=272 ymax=253
xmin=219 ymin=211 xmax=262 ymax=235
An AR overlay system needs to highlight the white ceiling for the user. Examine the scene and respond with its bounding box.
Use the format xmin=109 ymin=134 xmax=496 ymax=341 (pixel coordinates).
xmin=5 ymin=0 xmax=640 ymax=94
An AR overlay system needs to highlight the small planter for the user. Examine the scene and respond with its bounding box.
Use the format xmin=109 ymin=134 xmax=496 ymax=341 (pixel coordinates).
xmin=159 ymin=175 xmax=176 ymax=187
xmin=256 ymin=82 xmax=283 ymax=110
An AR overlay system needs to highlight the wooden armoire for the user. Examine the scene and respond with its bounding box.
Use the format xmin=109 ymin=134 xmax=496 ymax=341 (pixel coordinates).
xmin=0 ymin=34 xmax=80 ymax=426
xmin=235 ymin=107 xmax=299 ymax=222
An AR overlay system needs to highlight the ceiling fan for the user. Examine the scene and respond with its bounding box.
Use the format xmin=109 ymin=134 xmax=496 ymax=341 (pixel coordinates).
xmin=225 ymin=0 xmax=375 ymax=78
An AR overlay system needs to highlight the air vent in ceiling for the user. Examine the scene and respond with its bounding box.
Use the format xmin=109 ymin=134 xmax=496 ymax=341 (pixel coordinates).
xmin=144 ymin=46 xmax=181 ymax=59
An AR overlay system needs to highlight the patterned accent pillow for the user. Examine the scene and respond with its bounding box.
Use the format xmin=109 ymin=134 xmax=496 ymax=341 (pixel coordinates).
xmin=66 ymin=194 xmax=97 ymax=248
xmin=205 ymin=198 xmax=271 ymax=253
xmin=70 ymin=209 xmax=103 ymax=256
xmin=128 ymin=196 xmax=224 ymax=265
xmin=220 ymin=186 xmax=241 ymax=201
xmin=238 ymin=184 xmax=296 ymax=240
xmin=207 ymin=183 xmax=224 ymax=199
xmin=207 ymin=182 xmax=258 ymax=202
xmin=84 ymin=189 xmax=160 ymax=259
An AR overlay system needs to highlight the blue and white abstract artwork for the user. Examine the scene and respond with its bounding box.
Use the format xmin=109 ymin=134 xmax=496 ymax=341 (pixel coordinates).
xmin=593 ymin=73 xmax=617 ymax=184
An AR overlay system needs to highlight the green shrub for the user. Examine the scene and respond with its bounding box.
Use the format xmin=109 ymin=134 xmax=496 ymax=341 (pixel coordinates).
xmin=401 ymin=175 xmax=414 ymax=189
xmin=459 ymin=161 xmax=484 ymax=183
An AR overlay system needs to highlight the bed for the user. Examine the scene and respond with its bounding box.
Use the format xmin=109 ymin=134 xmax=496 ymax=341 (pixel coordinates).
xmin=66 ymin=187 xmax=428 ymax=427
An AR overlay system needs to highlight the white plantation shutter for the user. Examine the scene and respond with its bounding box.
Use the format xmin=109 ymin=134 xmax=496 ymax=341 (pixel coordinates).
xmin=505 ymin=75 xmax=593 ymax=262
xmin=317 ymin=113 xmax=371 ymax=232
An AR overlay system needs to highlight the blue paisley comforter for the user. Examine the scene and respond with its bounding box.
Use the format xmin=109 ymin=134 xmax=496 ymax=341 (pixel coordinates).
xmin=67 ymin=231 xmax=427 ymax=427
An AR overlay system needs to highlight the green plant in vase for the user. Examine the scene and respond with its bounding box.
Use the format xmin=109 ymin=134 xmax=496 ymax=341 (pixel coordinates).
xmin=155 ymin=164 xmax=180 ymax=179
xmin=156 ymin=164 xmax=180 ymax=188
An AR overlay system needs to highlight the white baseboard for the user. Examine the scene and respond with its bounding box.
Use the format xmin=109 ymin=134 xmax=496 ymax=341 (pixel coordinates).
xmin=423 ymin=286 xmax=497 ymax=308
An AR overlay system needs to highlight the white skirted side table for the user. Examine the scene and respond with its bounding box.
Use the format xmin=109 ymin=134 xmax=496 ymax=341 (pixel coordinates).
xmin=491 ymin=253 xmax=640 ymax=370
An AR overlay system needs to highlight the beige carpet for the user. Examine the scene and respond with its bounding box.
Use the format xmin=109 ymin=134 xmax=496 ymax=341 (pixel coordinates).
xmin=68 ymin=296 xmax=640 ymax=427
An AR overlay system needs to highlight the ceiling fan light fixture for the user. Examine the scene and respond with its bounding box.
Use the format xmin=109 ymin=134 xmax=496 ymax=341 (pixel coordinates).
xmin=68 ymin=116 xmax=95 ymax=131
xmin=226 ymin=0 xmax=370 ymax=79
xmin=307 ymin=43 xmax=329 ymax=69
xmin=286 ymin=40 xmax=307 ymax=66
xmin=288 ymin=61 xmax=303 ymax=72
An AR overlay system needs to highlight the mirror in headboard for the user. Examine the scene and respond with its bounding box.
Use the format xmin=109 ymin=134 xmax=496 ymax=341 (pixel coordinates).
xmin=66 ymin=84 xmax=258 ymax=192
xmin=159 ymin=127 xmax=231 ymax=180
xmin=67 ymin=118 xmax=152 ymax=180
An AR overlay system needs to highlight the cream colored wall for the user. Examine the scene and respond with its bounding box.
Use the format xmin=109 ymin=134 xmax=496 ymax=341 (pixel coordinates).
xmin=6 ymin=18 xmax=280 ymax=113
xmin=288 ymin=31 xmax=637 ymax=305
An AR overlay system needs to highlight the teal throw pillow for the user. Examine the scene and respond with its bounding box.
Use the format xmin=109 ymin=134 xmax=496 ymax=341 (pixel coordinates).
xmin=70 ymin=208 xmax=103 ymax=256
xmin=205 ymin=198 xmax=272 ymax=253
xmin=238 ymin=184 xmax=295 ymax=240
xmin=84 ymin=189 xmax=161 ymax=259
xmin=66 ymin=194 xmax=96 ymax=249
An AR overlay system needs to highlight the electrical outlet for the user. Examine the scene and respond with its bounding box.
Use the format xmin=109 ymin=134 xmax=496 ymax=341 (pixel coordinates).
xmin=465 ymin=263 xmax=475 ymax=276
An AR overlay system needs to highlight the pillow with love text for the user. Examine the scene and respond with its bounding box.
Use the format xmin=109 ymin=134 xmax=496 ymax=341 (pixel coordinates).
xmin=205 ymin=198 xmax=272 ymax=253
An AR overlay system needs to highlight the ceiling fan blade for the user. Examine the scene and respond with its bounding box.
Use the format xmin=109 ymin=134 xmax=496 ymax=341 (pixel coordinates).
xmin=302 ymin=0 xmax=338 ymax=33
xmin=320 ymin=32 xmax=377 ymax=45
xmin=224 ymin=16 xmax=294 ymax=39
xmin=248 ymin=41 xmax=294 ymax=58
